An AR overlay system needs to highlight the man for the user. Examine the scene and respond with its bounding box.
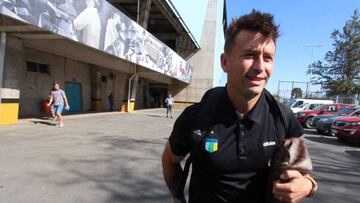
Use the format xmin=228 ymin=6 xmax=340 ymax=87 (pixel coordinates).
xmin=108 ymin=92 xmax=114 ymax=111
xmin=47 ymin=83 xmax=69 ymax=127
xmin=48 ymin=87 xmax=56 ymax=120
xmin=165 ymin=94 xmax=174 ymax=119
xmin=162 ymin=11 xmax=317 ymax=203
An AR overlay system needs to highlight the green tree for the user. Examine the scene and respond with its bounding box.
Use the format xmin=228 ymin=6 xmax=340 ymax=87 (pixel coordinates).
xmin=307 ymin=9 xmax=360 ymax=96
xmin=291 ymin=87 xmax=302 ymax=99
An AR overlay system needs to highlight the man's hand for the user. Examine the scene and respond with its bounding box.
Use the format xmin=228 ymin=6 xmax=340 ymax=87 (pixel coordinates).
xmin=272 ymin=170 xmax=313 ymax=203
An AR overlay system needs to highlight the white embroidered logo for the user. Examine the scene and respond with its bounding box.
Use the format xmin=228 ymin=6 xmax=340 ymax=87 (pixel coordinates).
xmin=263 ymin=141 xmax=276 ymax=147
xmin=193 ymin=129 xmax=201 ymax=136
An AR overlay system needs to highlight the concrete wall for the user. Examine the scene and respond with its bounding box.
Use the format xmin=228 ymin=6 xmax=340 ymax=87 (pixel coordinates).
xmin=91 ymin=66 xmax=128 ymax=111
xmin=64 ymin=58 xmax=92 ymax=111
xmin=172 ymin=0 xmax=219 ymax=103
xmin=19 ymin=47 xmax=92 ymax=115
xmin=3 ymin=36 xmax=23 ymax=92
xmin=2 ymin=36 xmax=131 ymax=116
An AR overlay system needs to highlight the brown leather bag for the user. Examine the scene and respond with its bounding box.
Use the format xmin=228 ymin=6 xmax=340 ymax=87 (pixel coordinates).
xmin=266 ymin=137 xmax=313 ymax=203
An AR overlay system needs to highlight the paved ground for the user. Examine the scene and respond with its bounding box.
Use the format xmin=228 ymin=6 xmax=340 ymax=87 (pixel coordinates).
xmin=0 ymin=109 xmax=359 ymax=203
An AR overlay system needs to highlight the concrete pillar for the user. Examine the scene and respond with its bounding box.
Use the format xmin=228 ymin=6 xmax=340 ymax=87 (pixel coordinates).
xmin=0 ymin=34 xmax=21 ymax=125
xmin=139 ymin=0 xmax=152 ymax=29
xmin=125 ymin=73 xmax=138 ymax=112
xmin=173 ymin=0 xmax=219 ymax=105
xmin=90 ymin=66 xmax=103 ymax=111
xmin=0 ymin=32 xmax=5 ymax=104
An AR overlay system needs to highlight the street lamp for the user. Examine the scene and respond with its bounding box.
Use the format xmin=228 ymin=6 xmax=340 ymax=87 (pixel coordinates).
xmin=304 ymin=44 xmax=322 ymax=97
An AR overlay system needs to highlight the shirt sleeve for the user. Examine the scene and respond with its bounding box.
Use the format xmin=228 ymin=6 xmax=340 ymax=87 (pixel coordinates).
xmin=168 ymin=109 xmax=192 ymax=156
xmin=280 ymin=103 xmax=304 ymax=138
xmin=60 ymin=90 xmax=66 ymax=98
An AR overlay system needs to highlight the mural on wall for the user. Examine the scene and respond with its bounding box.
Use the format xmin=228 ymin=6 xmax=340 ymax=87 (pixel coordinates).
xmin=0 ymin=0 xmax=192 ymax=83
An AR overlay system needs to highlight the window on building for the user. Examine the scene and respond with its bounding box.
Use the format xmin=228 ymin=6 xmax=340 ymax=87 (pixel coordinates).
xmin=26 ymin=61 xmax=50 ymax=74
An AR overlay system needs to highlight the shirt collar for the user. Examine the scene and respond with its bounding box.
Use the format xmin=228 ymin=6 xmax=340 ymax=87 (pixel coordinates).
xmin=246 ymin=91 xmax=268 ymax=124
xmin=222 ymin=88 xmax=268 ymax=124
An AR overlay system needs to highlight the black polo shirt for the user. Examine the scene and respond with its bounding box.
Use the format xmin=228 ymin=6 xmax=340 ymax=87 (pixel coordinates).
xmin=169 ymin=87 xmax=303 ymax=203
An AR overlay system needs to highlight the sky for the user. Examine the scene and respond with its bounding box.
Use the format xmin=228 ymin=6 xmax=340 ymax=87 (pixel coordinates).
xmin=225 ymin=0 xmax=360 ymax=96
xmin=171 ymin=0 xmax=359 ymax=97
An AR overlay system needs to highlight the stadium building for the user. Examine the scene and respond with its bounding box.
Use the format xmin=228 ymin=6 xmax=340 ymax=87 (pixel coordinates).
xmin=0 ymin=0 xmax=226 ymax=125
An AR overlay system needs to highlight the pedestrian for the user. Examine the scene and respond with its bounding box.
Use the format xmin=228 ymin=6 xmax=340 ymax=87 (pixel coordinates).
xmin=165 ymin=94 xmax=174 ymax=118
xmin=108 ymin=92 xmax=114 ymax=111
xmin=162 ymin=10 xmax=317 ymax=203
xmin=47 ymin=83 xmax=69 ymax=127
xmin=48 ymin=87 xmax=56 ymax=120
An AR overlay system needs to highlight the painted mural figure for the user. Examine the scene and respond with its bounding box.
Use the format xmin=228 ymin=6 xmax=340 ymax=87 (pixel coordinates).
xmin=1 ymin=0 xmax=33 ymax=22
xmin=73 ymin=0 xmax=101 ymax=49
xmin=123 ymin=24 xmax=135 ymax=61
xmin=0 ymin=0 xmax=193 ymax=83
xmin=134 ymin=30 xmax=147 ymax=64
xmin=38 ymin=0 xmax=78 ymax=41
xmin=104 ymin=12 xmax=126 ymax=57
xmin=58 ymin=0 xmax=77 ymax=19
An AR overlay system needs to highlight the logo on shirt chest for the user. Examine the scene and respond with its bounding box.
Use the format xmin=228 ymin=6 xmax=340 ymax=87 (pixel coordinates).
xmin=204 ymin=130 xmax=218 ymax=153
xmin=263 ymin=141 xmax=276 ymax=147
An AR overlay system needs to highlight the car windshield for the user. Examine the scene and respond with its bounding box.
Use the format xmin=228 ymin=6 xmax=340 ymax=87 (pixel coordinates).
xmin=313 ymin=105 xmax=324 ymax=111
xmin=297 ymin=103 xmax=309 ymax=108
xmin=335 ymin=108 xmax=356 ymax=116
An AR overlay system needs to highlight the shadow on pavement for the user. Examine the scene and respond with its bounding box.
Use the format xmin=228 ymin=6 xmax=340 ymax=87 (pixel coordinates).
xmin=303 ymin=140 xmax=360 ymax=203
xmin=31 ymin=136 xmax=171 ymax=202
xmin=345 ymin=150 xmax=360 ymax=160
xmin=303 ymin=129 xmax=320 ymax=136
xmin=30 ymin=120 xmax=56 ymax=126
xmin=146 ymin=114 xmax=164 ymax=118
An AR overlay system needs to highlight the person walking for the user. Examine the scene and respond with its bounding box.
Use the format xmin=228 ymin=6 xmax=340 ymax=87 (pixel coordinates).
xmin=108 ymin=92 xmax=114 ymax=111
xmin=48 ymin=87 xmax=56 ymax=120
xmin=165 ymin=94 xmax=174 ymax=119
xmin=47 ymin=83 xmax=69 ymax=127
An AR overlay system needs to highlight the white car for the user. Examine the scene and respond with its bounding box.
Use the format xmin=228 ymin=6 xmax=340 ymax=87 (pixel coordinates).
xmin=291 ymin=103 xmax=324 ymax=113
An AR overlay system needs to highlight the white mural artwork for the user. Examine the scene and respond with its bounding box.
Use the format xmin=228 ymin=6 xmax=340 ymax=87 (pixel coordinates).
xmin=0 ymin=0 xmax=192 ymax=83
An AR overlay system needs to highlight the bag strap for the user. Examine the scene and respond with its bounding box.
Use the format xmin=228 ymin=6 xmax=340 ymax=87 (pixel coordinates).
xmin=264 ymin=89 xmax=288 ymax=140
xmin=175 ymin=87 xmax=225 ymax=200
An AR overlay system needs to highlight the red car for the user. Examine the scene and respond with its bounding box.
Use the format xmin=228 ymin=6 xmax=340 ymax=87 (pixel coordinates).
xmin=331 ymin=116 xmax=360 ymax=146
xmin=295 ymin=103 xmax=352 ymax=128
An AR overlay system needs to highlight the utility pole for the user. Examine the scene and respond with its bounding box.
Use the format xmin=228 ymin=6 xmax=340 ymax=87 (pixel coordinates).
xmin=304 ymin=44 xmax=322 ymax=97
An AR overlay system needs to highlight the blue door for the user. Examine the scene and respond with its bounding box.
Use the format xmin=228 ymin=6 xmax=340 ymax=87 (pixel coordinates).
xmin=65 ymin=82 xmax=82 ymax=112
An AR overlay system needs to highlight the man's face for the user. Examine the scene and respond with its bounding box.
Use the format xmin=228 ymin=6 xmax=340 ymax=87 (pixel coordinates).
xmin=221 ymin=30 xmax=276 ymax=98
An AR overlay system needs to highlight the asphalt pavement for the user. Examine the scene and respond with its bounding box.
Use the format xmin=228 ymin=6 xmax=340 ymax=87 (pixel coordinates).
xmin=0 ymin=109 xmax=359 ymax=203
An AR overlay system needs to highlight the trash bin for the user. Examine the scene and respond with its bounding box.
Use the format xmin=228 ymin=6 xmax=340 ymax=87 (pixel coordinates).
xmin=42 ymin=99 xmax=51 ymax=113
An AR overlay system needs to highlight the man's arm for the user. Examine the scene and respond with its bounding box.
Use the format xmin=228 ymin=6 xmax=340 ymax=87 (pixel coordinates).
xmin=63 ymin=95 xmax=69 ymax=107
xmin=47 ymin=95 xmax=53 ymax=107
xmin=162 ymin=141 xmax=186 ymax=199
xmin=62 ymin=91 xmax=69 ymax=107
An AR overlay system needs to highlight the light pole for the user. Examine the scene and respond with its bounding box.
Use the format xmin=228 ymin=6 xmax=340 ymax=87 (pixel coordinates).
xmin=304 ymin=44 xmax=322 ymax=97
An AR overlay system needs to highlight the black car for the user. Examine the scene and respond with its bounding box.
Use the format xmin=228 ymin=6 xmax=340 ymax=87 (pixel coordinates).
xmin=313 ymin=107 xmax=360 ymax=135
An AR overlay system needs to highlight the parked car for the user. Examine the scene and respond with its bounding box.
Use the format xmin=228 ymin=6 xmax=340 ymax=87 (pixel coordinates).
xmin=295 ymin=103 xmax=353 ymax=128
xmin=288 ymin=98 xmax=333 ymax=110
xmin=331 ymin=116 xmax=360 ymax=146
xmin=313 ymin=107 xmax=360 ymax=134
xmin=291 ymin=103 xmax=324 ymax=113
